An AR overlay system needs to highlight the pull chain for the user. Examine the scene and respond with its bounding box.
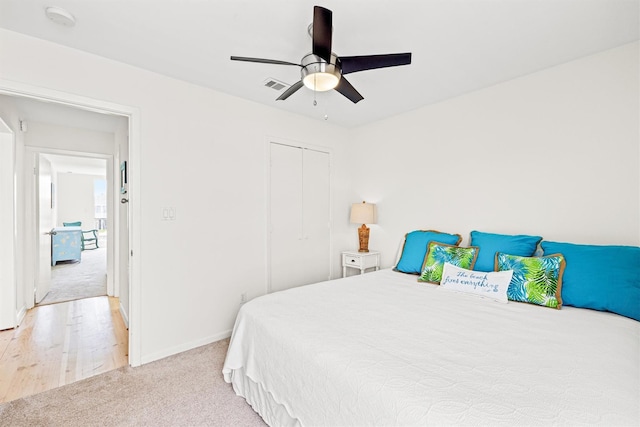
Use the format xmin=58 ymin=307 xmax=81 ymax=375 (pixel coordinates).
xmin=313 ymin=73 xmax=317 ymax=106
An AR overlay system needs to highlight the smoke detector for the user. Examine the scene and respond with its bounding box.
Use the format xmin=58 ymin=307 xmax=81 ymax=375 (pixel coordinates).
xmin=45 ymin=6 xmax=76 ymax=27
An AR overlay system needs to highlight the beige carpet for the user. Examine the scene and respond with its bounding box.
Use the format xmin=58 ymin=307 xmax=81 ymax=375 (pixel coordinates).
xmin=39 ymin=245 xmax=107 ymax=306
xmin=0 ymin=339 xmax=266 ymax=427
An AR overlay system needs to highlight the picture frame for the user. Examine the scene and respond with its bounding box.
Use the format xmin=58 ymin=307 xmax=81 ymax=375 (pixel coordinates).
xmin=120 ymin=161 xmax=127 ymax=194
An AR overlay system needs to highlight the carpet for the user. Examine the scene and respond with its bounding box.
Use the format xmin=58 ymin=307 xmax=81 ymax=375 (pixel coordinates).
xmin=0 ymin=339 xmax=266 ymax=427
xmin=39 ymin=245 xmax=107 ymax=306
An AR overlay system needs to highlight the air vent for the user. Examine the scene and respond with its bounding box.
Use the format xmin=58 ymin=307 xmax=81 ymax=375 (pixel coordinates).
xmin=263 ymin=78 xmax=288 ymax=91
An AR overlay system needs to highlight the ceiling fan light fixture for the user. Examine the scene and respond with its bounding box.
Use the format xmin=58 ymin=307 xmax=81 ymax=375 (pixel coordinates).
xmin=301 ymin=53 xmax=341 ymax=92
xmin=230 ymin=6 xmax=410 ymax=104
xmin=302 ymin=72 xmax=340 ymax=92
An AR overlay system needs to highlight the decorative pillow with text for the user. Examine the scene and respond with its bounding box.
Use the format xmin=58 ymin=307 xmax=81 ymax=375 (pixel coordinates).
xmin=440 ymin=263 xmax=513 ymax=303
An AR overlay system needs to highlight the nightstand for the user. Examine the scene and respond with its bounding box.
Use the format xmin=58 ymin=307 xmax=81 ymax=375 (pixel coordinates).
xmin=342 ymin=251 xmax=381 ymax=277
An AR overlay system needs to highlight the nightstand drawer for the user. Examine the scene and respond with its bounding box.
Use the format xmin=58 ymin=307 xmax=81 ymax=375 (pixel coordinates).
xmin=344 ymin=256 xmax=361 ymax=266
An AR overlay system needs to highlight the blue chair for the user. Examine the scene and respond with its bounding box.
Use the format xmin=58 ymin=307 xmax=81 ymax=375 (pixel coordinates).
xmin=63 ymin=221 xmax=99 ymax=250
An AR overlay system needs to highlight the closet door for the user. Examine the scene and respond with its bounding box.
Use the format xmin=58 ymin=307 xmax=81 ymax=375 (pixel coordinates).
xmin=301 ymin=148 xmax=330 ymax=284
xmin=269 ymin=143 xmax=330 ymax=293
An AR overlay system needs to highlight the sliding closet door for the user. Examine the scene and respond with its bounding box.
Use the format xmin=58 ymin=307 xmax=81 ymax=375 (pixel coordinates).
xmin=269 ymin=143 xmax=330 ymax=293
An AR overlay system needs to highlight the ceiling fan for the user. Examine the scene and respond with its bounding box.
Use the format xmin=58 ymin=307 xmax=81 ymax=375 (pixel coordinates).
xmin=230 ymin=5 xmax=412 ymax=104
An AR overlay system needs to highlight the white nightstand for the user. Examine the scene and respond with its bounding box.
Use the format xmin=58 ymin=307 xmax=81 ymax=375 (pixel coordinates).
xmin=342 ymin=251 xmax=381 ymax=277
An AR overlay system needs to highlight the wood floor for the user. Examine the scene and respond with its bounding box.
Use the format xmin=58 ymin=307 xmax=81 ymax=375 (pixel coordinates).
xmin=0 ymin=296 xmax=128 ymax=403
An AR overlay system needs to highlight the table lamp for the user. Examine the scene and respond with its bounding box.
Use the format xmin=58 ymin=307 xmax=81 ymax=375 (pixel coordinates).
xmin=350 ymin=201 xmax=377 ymax=252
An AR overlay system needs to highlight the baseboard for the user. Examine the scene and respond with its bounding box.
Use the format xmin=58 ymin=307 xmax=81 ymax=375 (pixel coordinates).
xmin=140 ymin=329 xmax=233 ymax=365
xmin=119 ymin=302 xmax=129 ymax=329
xmin=16 ymin=305 xmax=27 ymax=326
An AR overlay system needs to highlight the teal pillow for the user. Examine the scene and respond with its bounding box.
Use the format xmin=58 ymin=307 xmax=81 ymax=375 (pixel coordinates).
xmin=395 ymin=230 xmax=462 ymax=274
xmin=470 ymin=231 xmax=542 ymax=272
xmin=496 ymin=252 xmax=565 ymax=309
xmin=541 ymin=241 xmax=640 ymax=321
xmin=418 ymin=242 xmax=479 ymax=284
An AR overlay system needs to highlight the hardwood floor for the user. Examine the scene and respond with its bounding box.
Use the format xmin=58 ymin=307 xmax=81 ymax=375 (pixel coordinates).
xmin=0 ymin=296 xmax=128 ymax=403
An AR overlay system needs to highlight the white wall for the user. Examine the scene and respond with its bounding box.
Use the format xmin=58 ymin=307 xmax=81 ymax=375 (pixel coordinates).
xmin=55 ymin=172 xmax=103 ymax=229
xmin=0 ymin=28 xmax=352 ymax=363
xmin=348 ymin=42 xmax=640 ymax=268
xmin=25 ymin=121 xmax=114 ymax=155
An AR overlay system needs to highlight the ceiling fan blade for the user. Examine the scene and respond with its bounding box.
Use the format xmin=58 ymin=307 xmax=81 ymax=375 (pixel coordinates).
xmin=339 ymin=53 xmax=412 ymax=75
xmin=277 ymin=80 xmax=304 ymax=101
xmin=230 ymin=56 xmax=301 ymax=67
xmin=334 ymin=77 xmax=364 ymax=104
xmin=312 ymin=6 xmax=332 ymax=63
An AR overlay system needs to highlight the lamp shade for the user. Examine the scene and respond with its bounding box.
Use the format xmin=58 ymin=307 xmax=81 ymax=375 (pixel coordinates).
xmin=350 ymin=202 xmax=377 ymax=225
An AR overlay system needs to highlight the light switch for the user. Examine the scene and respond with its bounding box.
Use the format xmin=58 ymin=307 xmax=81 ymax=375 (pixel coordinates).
xmin=161 ymin=207 xmax=176 ymax=221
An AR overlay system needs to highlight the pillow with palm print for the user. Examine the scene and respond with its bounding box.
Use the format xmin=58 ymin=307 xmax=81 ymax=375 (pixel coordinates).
xmin=495 ymin=252 xmax=565 ymax=309
xmin=418 ymin=242 xmax=479 ymax=284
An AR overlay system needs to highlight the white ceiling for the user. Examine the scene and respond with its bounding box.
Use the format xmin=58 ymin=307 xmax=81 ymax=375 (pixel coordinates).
xmin=0 ymin=0 xmax=638 ymax=128
xmin=43 ymin=153 xmax=107 ymax=177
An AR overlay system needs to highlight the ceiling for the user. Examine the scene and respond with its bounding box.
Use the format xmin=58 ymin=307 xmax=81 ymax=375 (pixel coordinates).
xmin=0 ymin=0 xmax=638 ymax=128
xmin=43 ymin=153 xmax=107 ymax=177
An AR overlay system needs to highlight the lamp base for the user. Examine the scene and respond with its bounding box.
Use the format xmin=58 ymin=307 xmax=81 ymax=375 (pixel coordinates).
xmin=357 ymin=224 xmax=370 ymax=253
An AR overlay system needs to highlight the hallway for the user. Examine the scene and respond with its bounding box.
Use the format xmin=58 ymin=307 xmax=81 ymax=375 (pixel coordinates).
xmin=39 ymin=231 xmax=108 ymax=306
xmin=0 ymin=296 xmax=128 ymax=403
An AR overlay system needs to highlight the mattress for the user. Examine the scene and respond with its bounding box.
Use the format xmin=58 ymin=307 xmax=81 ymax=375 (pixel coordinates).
xmin=223 ymin=269 xmax=640 ymax=426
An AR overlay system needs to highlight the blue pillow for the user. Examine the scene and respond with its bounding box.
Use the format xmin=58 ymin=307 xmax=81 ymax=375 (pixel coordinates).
xmin=470 ymin=231 xmax=542 ymax=272
xmin=541 ymin=241 xmax=640 ymax=321
xmin=395 ymin=230 xmax=462 ymax=274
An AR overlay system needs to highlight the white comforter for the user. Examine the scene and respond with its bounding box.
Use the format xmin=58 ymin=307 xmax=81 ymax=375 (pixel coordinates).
xmin=223 ymin=269 xmax=640 ymax=426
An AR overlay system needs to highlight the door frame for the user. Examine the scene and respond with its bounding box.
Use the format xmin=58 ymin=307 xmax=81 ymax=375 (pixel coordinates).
xmin=29 ymin=149 xmax=115 ymax=298
xmin=0 ymin=117 xmax=17 ymax=330
xmin=0 ymin=79 xmax=142 ymax=367
xmin=265 ymin=137 xmax=333 ymax=294
xmin=33 ymin=153 xmax=54 ymax=303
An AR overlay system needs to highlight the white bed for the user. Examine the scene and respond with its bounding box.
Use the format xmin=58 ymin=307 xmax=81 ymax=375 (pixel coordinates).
xmin=223 ymin=268 xmax=640 ymax=426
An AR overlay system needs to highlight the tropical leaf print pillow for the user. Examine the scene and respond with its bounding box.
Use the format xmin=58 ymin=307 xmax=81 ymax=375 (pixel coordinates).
xmin=496 ymin=252 xmax=566 ymax=309
xmin=418 ymin=242 xmax=479 ymax=284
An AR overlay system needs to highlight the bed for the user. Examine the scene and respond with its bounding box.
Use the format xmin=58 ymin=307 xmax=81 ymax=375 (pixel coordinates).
xmin=223 ymin=233 xmax=640 ymax=426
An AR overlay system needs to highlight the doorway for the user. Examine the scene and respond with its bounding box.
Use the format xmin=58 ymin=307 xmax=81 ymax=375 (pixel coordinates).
xmin=36 ymin=153 xmax=109 ymax=306
xmin=0 ymin=79 xmax=141 ymax=369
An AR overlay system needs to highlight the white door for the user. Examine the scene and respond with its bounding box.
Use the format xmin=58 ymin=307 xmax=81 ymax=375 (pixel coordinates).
xmin=269 ymin=143 xmax=330 ymax=293
xmin=0 ymin=120 xmax=15 ymax=329
xmin=35 ymin=154 xmax=54 ymax=303
xmin=301 ymin=148 xmax=330 ymax=282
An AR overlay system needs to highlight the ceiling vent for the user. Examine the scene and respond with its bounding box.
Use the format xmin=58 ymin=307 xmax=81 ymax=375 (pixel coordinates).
xmin=263 ymin=78 xmax=288 ymax=92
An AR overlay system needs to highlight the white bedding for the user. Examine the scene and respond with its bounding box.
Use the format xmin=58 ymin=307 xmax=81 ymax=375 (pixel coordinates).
xmin=223 ymin=269 xmax=640 ymax=426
